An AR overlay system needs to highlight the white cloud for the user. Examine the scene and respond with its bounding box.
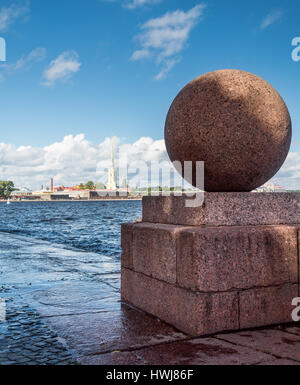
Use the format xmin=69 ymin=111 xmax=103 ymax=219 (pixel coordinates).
xmin=260 ymin=9 xmax=282 ymax=30
xmin=103 ymin=0 xmax=162 ymax=9
xmin=42 ymin=51 xmax=81 ymax=87
xmin=126 ymin=0 xmax=162 ymax=10
xmin=131 ymin=4 xmax=206 ymax=79
xmin=272 ymin=152 xmax=300 ymax=190
xmin=0 ymin=48 xmax=46 ymax=82
xmin=0 ymin=135 xmax=169 ymax=190
xmin=0 ymin=2 xmax=30 ymax=32
xmin=1 ymin=135 xmax=299 ymax=191
xmin=154 ymin=58 xmax=179 ymax=80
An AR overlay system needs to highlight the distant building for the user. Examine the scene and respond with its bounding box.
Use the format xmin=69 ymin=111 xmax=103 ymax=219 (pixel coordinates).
xmin=95 ymin=182 xmax=106 ymax=190
xmin=12 ymin=187 xmax=32 ymax=197
xmin=255 ymin=182 xmax=287 ymax=193
xmin=52 ymin=189 xmax=90 ymax=199
xmin=90 ymin=190 xmax=129 ymax=200
xmin=32 ymin=187 xmax=52 ymax=199
xmin=50 ymin=194 xmax=71 ymax=201
xmin=11 ymin=187 xmax=40 ymax=200
xmin=274 ymin=186 xmax=287 ymax=193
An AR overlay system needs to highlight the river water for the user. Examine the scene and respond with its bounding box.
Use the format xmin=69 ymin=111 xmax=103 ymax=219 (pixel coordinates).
xmin=0 ymin=201 xmax=142 ymax=258
xmin=0 ymin=200 xmax=187 ymax=365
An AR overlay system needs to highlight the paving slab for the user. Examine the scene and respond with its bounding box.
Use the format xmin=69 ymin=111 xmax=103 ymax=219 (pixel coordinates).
xmin=80 ymin=337 xmax=276 ymax=365
xmin=258 ymin=359 xmax=300 ymax=365
xmin=81 ymin=351 xmax=147 ymax=365
xmin=274 ymin=324 xmax=300 ymax=337
xmin=216 ymin=329 xmax=300 ymax=362
xmin=19 ymin=281 xmax=120 ymax=317
xmin=44 ymin=302 xmax=186 ymax=357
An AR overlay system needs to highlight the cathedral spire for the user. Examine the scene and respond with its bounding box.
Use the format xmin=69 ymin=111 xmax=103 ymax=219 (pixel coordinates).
xmin=111 ymin=138 xmax=115 ymax=169
xmin=107 ymin=138 xmax=117 ymax=190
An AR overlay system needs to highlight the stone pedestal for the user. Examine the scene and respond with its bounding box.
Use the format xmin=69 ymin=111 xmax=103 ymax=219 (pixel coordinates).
xmin=121 ymin=193 xmax=300 ymax=336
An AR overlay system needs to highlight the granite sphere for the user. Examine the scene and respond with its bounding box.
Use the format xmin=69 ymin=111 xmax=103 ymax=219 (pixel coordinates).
xmin=165 ymin=69 xmax=292 ymax=192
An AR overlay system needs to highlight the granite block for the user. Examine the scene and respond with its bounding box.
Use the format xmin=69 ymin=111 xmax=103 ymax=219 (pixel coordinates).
xmin=121 ymin=223 xmax=134 ymax=269
xmin=121 ymin=268 xmax=239 ymax=336
xmin=177 ymin=225 xmax=299 ymax=292
xmin=239 ymin=284 xmax=298 ymax=329
xmin=143 ymin=193 xmax=300 ymax=226
xmin=132 ymin=223 xmax=183 ymax=284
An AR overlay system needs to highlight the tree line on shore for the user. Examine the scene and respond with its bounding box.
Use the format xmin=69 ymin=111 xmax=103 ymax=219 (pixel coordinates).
xmin=0 ymin=181 xmax=188 ymax=199
xmin=0 ymin=181 xmax=15 ymax=199
xmin=2 ymin=179 xmax=298 ymax=199
xmin=0 ymin=180 xmax=107 ymax=200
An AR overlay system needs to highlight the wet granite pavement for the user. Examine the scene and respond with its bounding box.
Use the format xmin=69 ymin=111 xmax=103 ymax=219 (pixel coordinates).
xmin=0 ymin=232 xmax=300 ymax=366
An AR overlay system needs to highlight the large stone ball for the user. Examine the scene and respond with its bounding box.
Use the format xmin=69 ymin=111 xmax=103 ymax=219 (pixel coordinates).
xmin=165 ymin=69 xmax=292 ymax=192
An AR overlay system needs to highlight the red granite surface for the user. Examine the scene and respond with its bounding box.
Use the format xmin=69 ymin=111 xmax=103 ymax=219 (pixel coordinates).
xmin=165 ymin=69 xmax=291 ymax=192
xmin=142 ymin=193 xmax=300 ymax=226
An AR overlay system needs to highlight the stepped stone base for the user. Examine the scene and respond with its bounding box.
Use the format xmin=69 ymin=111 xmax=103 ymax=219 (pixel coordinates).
xmin=121 ymin=194 xmax=300 ymax=336
xmin=143 ymin=193 xmax=300 ymax=226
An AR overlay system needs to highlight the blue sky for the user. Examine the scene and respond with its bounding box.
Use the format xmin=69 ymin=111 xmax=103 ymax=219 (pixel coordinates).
xmin=0 ymin=0 xmax=299 ymax=189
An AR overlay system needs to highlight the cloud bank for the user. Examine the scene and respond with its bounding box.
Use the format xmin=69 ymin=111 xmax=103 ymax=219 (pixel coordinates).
xmin=0 ymin=135 xmax=299 ymax=191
